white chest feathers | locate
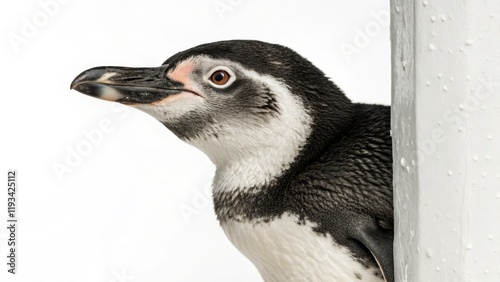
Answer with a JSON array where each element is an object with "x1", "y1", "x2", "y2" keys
[{"x1": 221, "y1": 214, "x2": 384, "y2": 282}]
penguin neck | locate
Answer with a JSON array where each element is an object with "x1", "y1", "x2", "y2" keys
[
  {"x1": 189, "y1": 119, "x2": 312, "y2": 194},
  {"x1": 211, "y1": 144, "x2": 299, "y2": 193},
  {"x1": 187, "y1": 88, "x2": 314, "y2": 194}
]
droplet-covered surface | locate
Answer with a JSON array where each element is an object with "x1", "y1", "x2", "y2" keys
[{"x1": 392, "y1": 0, "x2": 500, "y2": 281}]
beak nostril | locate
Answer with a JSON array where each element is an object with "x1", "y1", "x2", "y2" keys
[
  {"x1": 121, "y1": 77, "x2": 144, "y2": 82},
  {"x1": 121, "y1": 77, "x2": 137, "y2": 81},
  {"x1": 120, "y1": 77, "x2": 157, "y2": 82}
]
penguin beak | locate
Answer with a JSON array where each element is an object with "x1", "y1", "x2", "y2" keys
[{"x1": 70, "y1": 66, "x2": 185, "y2": 104}]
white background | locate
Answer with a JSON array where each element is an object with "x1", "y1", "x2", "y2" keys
[{"x1": 0, "y1": 0, "x2": 390, "y2": 281}]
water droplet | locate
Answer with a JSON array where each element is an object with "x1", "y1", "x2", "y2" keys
[
  {"x1": 472, "y1": 180, "x2": 476, "y2": 185},
  {"x1": 446, "y1": 214, "x2": 450, "y2": 219},
  {"x1": 467, "y1": 244, "x2": 473, "y2": 250},
  {"x1": 449, "y1": 77, "x2": 454, "y2": 82},
  {"x1": 466, "y1": 75, "x2": 471, "y2": 80},
  {"x1": 458, "y1": 127, "x2": 464, "y2": 132},
  {"x1": 487, "y1": 134, "x2": 493, "y2": 140},
  {"x1": 431, "y1": 16, "x2": 436, "y2": 22},
  {"x1": 448, "y1": 49, "x2": 453, "y2": 54},
  {"x1": 443, "y1": 85, "x2": 448, "y2": 91},
  {"x1": 486, "y1": 155, "x2": 491, "y2": 161},
  {"x1": 481, "y1": 172, "x2": 487, "y2": 177},
  {"x1": 441, "y1": 258, "x2": 446, "y2": 263},
  {"x1": 485, "y1": 269, "x2": 489, "y2": 274},
  {"x1": 410, "y1": 230, "x2": 415, "y2": 237},
  {"x1": 465, "y1": 39, "x2": 474, "y2": 46},
  {"x1": 473, "y1": 156, "x2": 479, "y2": 161},
  {"x1": 496, "y1": 193, "x2": 500, "y2": 199},
  {"x1": 448, "y1": 170, "x2": 453, "y2": 176},
  {"x1": 490, "y1": 13, "x2": 495, "y2": 18},
  {"x1": 426, "y1": 81, "x2": 431, "y2": 86},
  {"x1": 395, "y1": 6, "x2": 401, "y2": 13},
  {"x1": 411, "y1": 160, "x2": 416, "y2": 166},
  {"x1": 488, "y1": 234, "x2": 494, "y2": 240},
  {"x1": 437, "y1": 73, "x2": 442, "y2": 79},
  {"x1": 429, "y1": 44, "x2": 436, "y2": 51},
  {"x1": 425, "y1": 249, "x2": 434, "y2": 258},
  {"x1": 441, "y1": 15, "x2": 447, "y2": 21},
  {"x1": 435, "y1": 266, "x2": 440, "y2": 271},
  {"x1": 423, "y1": 0, "x2": 428, "y2": 6},
  {"x1": 401, "y1": 158, "x2": 407, "y2": 166},
  {"x1": 406, "y1": 166, "x2": 410, "y2": 173}
]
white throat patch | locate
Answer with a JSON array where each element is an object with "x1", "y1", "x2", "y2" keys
[{"x1": 188, "y1": 70, "x2": 313, "y2": 193}]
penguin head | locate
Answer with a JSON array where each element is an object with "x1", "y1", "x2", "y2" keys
[{"x1": 71, "y1": 40, "x2": 352, "y2": 169}]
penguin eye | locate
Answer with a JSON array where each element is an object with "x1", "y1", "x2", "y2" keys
[{"x1": 210, "y1": 70, "x2": 230, "y2": 85}]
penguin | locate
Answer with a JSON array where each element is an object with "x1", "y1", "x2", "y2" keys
[{"x1": 71, "y1": 40, "x2": 393, "y2": 282}]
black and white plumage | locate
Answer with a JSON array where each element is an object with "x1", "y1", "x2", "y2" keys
[{"x1": 71, "y1": 40, "x2": 393, "y2": 282}]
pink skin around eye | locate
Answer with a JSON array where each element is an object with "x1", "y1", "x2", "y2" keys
[
  {"x1": 168, "y1": 60, "x2": 194, "y2": 85},
  {"x1": 166, "y1": 60, "x2": 204, "y2": 99}
]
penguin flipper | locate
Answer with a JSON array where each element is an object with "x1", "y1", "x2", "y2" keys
[{"x1": 354, "y1": 225, "x2": 394, "y2": 282}]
